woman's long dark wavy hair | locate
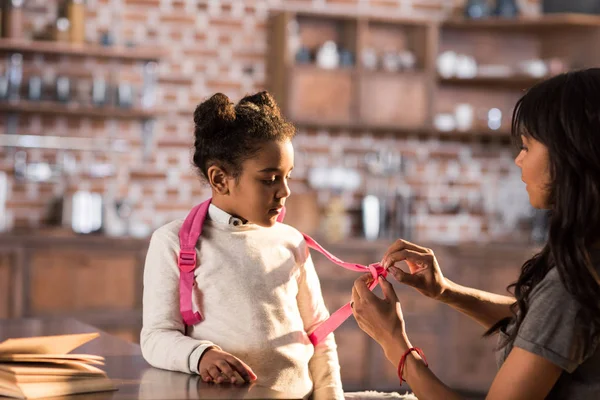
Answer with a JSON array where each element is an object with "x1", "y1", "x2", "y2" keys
[{"x1": 486, "y1": 68, "x2": 600, "y2": 347}]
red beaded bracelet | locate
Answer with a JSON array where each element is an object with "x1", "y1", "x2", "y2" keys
[{"x1": 397, "y1": 347, "x2": 428, "y2": 385}]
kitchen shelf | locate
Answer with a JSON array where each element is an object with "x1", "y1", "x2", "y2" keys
[
  {"x1": 0, "y1": 39, "x2": 164, "y2": 61},
  {"x1": 294, "y1": 120, "x2": 511, "y2": 141},
  {"x1": 269, "y1": 11, "x2": 600, "y2": 143},
  {"x1": 442, "y1": 13, "x2": 600, "y2": 31},
  {"x1": 0, "y1": 101, "x2": 159, "y2": 119},
  {"x1": 438, "y1": 75, "x2": 545, "y2": 88},
  {"x1": 0, "y1": 133, "x2": 129, "y2": 152}
]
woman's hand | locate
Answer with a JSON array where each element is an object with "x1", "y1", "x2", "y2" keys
[
  {"x1": 351, "y1": 274, "x2": 408, "y2": 364},
  {"x1": 381, "y1": 239, "x2": 449, "y2": 300},
  {"x1": 198, "y1": 348, "x2": 257, "y2": 384}
]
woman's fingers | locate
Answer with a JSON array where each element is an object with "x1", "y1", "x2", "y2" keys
[
  {"x1": 353, "y1": 273, "x2": 376, "y2": 299},
  {"x1": 382, "y1": 239, "x2": 429, "y2": 262},
  {"x1": 378, "y1": 276, "x2": 399, "y2": 303},
  {"x1": 352, "y1": 273, "x2": 371, "y2": 301},
  {"x1": 387, "y1": 266, "x2": 420, "y2": 287},
  {"x1": 384, "y1": 249, "x2": 432, "y2": 271}
]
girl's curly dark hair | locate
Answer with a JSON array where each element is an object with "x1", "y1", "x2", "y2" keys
[{"x1": 192, "y1": 91, "x2": 296, "y2": 180}]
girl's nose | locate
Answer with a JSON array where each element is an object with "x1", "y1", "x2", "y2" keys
[{"x1": 277, "y1": 180, "x2": 291, "y2": 199}]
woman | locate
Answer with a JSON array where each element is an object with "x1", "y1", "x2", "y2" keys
[{"x1": 351, "y1": 69, "x2": 600, "y2": 399}]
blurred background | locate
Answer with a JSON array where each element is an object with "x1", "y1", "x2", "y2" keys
[{"x1": 1, "y1": 0, "x2": 599, "y2": 397}]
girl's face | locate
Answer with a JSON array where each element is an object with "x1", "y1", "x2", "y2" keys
[
  {"x1": 514, "y1": 135, "x2": 551, "y2": 209},
  {"x1": 226, "y1": 140, "x2": 294, "y2": 227}
]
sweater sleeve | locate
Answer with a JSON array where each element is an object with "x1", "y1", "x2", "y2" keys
[
  {"x1": 296, "y1": 249, "x2": 344, "y2": 400},
  {"x1": 140, "y1": 226, "x2": 220, "y2": 374}
]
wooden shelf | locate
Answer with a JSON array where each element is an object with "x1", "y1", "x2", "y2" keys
[
  {"x1": 292, "y1": 63, "x2": 357, "y2": 73},
  {"x1": 294, "y1": 119, "x2": 427, "y2": 133},
  {"x1": 294, "y1": 119, "x2": 511, "y2": 140},
  {"x1": 443, "y1": 13, "x2": 600, "y2": 31},
  {"x1": 0, "y1": 101, "x2": 159, "y2": 119},
  {"x1": 0, "y1": 39, "x2": 164, "y2": 61},
  {"x1": 436, "y1": 128, "x2": 511, "y2": 140},
  {"x1": 277, "y1": 7, "x2": 432, "y2": 25},
  {"x1": 269, "y1": 11, "x2": 600, "y2": 145},
  {"x1": 439, "y1": 75, "x2": 545, "y2": 88},
  {"x1": 290, "y1": 64, "x2": 427, "y2": 80}
]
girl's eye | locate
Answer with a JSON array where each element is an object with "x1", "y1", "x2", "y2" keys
[
  {"x1": 262, "y1": 175, "x2": 291, "y2": 185},
  {"x1": 520, "y1": 145, "x2": 528, "y2": 151}
]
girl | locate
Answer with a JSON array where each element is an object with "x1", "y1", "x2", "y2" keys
[
  {"x1": 141, "y1": 91, "x2": 344, "y2": 400},
  {"x1": 351, "y1": 69, "x2": 600, "y2": 399}
]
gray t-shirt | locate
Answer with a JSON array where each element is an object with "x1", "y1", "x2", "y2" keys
[{"x1": 496, "y1": 263, "x2": 600, "y2": 399}]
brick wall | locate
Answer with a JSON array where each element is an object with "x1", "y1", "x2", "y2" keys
[{"x1": 1, "y1": 0, "x2": 541, "y2": 244}]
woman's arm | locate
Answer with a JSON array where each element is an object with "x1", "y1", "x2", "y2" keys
[
  {"x1": 381, "y1": 331, "x2": 561, "y2": 400},
  {"x1": 382, "y1": 239, "x2": 515, "y2": 330},
  {"x1": 437, "y1": 279, "x2": 515, "y2": 330},
  {"x1": 352, "y1": 275, "x2": 561, "y2": 400}
]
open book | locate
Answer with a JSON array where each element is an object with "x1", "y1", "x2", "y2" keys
[{"x1": 0, "y1": 333, "x2": 117, "y2": 399}]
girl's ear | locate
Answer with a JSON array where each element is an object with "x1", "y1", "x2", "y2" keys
[{"x1": 207, "y1": 165, "x2": 231, "y2": 195}]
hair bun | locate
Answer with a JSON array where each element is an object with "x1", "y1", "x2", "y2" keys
[
  {"x1": 238, "y1": 91, "x2": 281, "y2": 117},
  {"x1": 193, "y1": 93, "x2": 236, "y2": 130}
]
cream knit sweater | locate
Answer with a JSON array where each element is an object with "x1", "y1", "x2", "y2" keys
[{"x1": 141, "y1": 204, "x2": 344, "y2": 399}]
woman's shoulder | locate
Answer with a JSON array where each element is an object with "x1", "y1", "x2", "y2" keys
[
  {"x1": 531, "y1": 267, "x2": 567, "y2": 298},
  {"x1": 537, "y1": 247, "x2": 600, "y2": 292}
]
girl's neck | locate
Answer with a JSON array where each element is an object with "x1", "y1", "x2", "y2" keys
[{"x1": 211, "y1": 196, "x2": 248, "y2": 223}]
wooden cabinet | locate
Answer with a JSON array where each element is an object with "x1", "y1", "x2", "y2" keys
[
  {"x1": 359, "y1": 72, "x2": 429, "y2": 129},
  {"x1": 287, "y1": 66, "x2": 356, "y2": 125},
  {"x1": 0, "y1": 234, "x2": 148, "y2": 343},
  {"x1": 268, "y1": 11, "x2": 600, "y2": 140},
  {"x1": 28, "y1": 250, "x2": 139, "y2": 314},
  {"x1": 268, "y1": 11, "x2": 437, "y2": 133},
  {"x1": 0, "y1": 251, "x2": 15, "y2": 319}
]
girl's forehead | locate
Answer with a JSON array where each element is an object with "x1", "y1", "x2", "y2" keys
[{"x1": 248, "y1": 141, "x2": 294, "y2": 168}]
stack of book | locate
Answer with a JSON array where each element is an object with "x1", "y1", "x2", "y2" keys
[{"x1": 0, "y1": 332, "x2": 116, "y2": 399}]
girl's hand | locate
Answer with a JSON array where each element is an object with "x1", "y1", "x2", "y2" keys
[
  {"x1": 381, "y1": 239, "x2": 449, "y2": 300},
  {"x1": 351, "y1": 274, "x2": 407, "y2": 355},
  {"x1": 198, "y1": 348, "x2": 257, "y2": 385}
]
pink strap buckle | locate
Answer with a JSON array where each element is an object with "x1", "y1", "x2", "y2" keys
[{"x1": 178, "y1": 250, "x2": 197, "y2": 273}]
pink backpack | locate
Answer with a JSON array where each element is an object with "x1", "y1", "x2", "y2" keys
[{"x1": 178, "y1": 198, "x2": 387, "y2": 346}]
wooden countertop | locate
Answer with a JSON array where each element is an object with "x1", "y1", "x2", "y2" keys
[
  {"x1": 0, "y1": 317, "x2": 304, "y2": 399},
  {"x1": 0, "y1": 230, "x2": 150, "y2": 250}
]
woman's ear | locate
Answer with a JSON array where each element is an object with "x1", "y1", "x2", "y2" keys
[{"x1": 207, "y1": 165, "x2": 231, "y2": 195}]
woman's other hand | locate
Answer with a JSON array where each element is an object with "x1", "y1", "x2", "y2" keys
[
  {"x1": 381, "y1": 239, "x2": 449, "y2": 300},
  {"x1": 351, "y1": 274, "x2": 407, "y2": 362}
]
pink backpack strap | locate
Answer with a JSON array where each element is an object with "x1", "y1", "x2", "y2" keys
[
  {"x1": 302, "y1": 234, "x2": 387, "y2": 346},
  {"x1": 178, "y1": 199, "x2": 285, "y2": 326},
  {"x1": 178, "y1": 198, "x2": 212, "y2": 326},
  {"x1": 176, "y1": 199, "x2": 387, "y2": 345}
]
